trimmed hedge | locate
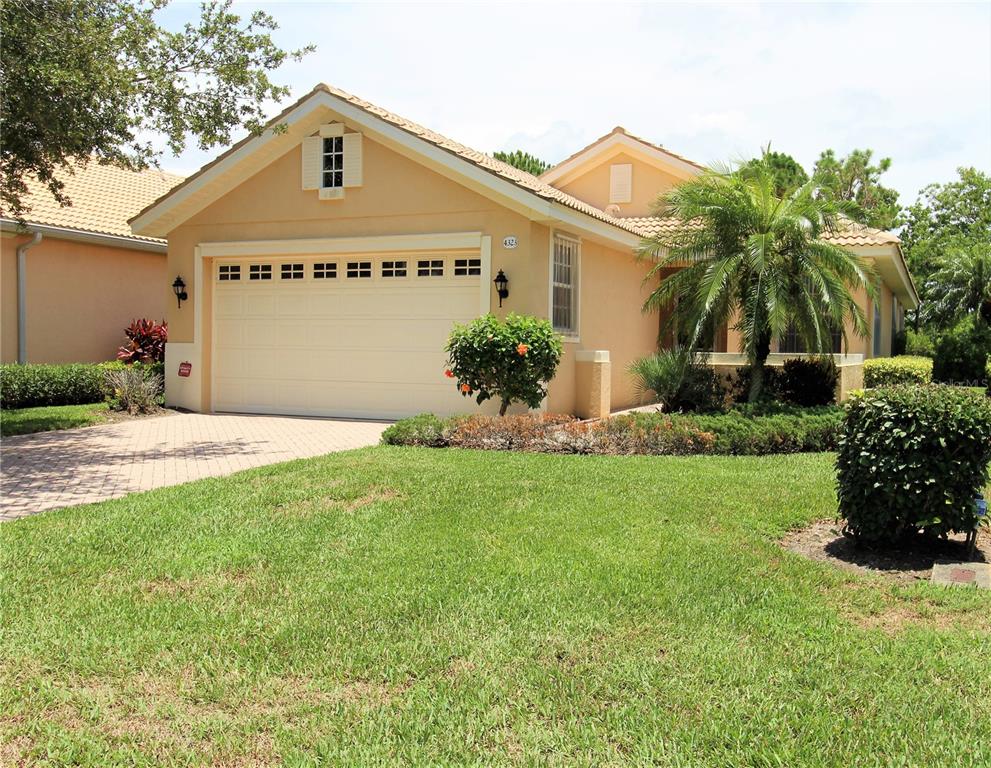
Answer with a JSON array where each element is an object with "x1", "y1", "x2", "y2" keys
[
  {"x1": 836, "y1": 385, "x2": 991, "y2": 542},
  {"x1": 0, "y1": 361, "x2": 165, "y2": 409},
  {"x1": 382, "y1": 406, "x2": 844, "y2": 456},
  {"x1": 863, "y1": 355, "x2": 933, "y2": 388}
]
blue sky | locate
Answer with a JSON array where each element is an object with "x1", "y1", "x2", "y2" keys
[{"x1": 160, "y1": 1, "x2": 991, "y2": 207}]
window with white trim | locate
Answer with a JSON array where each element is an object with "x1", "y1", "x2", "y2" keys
[
  {"x1": 218, "y1": 264, "x2": 240, "y2": 281},
  {"x1": 346, "y1": 261, "x2": 371, "y2": 279},
  {"x1": 313, "y1": 262, "x2": 337, "y2": 279},
  {"x1": 323, "y1": 137, "x2": 344, "y2": 189},
  {"x1": 249, "y1": 264, "x2": 272, "y2": 281},
  {"x1": 552, "y1": 234, "x2": 579, "y2": 334},
  {"x1": 417, "y1": 259, "x2": 444, "y2": 277},
  {"x1": 381, "y1": 260, "x2": 407, "y2": 278},
  {"x1": 280, "y1": 263, "x2": 304, "y2": 280},
  {"x1": 454, "y1": 258, "x2": 481, "y2": 276}
]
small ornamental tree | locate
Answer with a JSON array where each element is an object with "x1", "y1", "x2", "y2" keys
[{"x1": 445, "y1": 314, "x2": 563, "y2": 416}]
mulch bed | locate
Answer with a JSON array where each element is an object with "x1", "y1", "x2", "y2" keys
[{"x1": 782, "y1": 519, "x2": 990, "y2": 583}]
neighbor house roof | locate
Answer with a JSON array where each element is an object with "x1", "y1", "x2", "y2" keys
[
  {"x1": 6, "y1": 161, "x2": 184, "y2": 244},
  {"x1": 544, "y1": 126, "x2": 708, "y2": 178}
]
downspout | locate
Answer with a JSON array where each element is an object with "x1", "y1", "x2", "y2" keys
[{"x1": 16, "y1": 230, "x2": 42, "y2": 364}]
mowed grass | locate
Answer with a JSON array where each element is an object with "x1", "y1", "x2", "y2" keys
[
  {"x1": 2, "y1": 448, "x2": 990, "y2": 767},
  {"x1": 0, "y1": 402, "x2": 109, "y2": 437}
]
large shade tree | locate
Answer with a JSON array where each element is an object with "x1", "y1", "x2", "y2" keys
[
  {"x1": 639, "y1": 157, "x2": 876, "y2": 402},
  {"x1": 0, "y1": 0, "x2": 312, "y2": 218}
]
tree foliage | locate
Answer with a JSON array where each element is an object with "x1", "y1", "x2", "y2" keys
[
  {"x1": 901, "y1": 167, "x2": 991, "y2": 289},
  {"x1": 921, "y1": 245, "x2": 991, "y2": 329},
  {"x1": 741, "y1": 150, "x2": 808, "y2": 196},
  {"x1": 0, "y1": 0, "x2": 313, "y2": 218},
  {"x1": 811, "y1": 148, "x2": 901, "y2": 230},
  {"x1": 493, "y1": 150, "x2": 551, "y2": 177},
  {"x1": 639, "y1": 157, "x2": 876, "y2": 402}
]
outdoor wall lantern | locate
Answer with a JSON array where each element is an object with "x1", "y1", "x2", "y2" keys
[
  {"x1": 494, "y1": 270, "x2": 509, "y2": 307},
  {"x1": 172, "y1": 276, "x2": 188, "y2": 308}
]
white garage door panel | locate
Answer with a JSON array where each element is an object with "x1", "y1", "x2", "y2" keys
[{"x1": 212, "y1": 253, "x2": 483, "y2": 419}]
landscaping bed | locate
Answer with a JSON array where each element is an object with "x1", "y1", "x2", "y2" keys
[{"x1": 382, "y1": 406, "x2": 843, "y2": 455}]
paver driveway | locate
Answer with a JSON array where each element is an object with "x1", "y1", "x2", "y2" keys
[{"x1": 0, "y1": 412, "x2": 388, "y2": 521}]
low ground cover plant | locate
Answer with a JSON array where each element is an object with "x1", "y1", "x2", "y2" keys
[
  {"x1": 383, "y1": 406, "x2": 843, "y2": 456},
  {"x1": 863, "y1": 355, "x2": 933, "y2": 387},
  {"x1": 445, "y1": 314, "x2": 562, "y2": 416},
  {"x1": 836, "y1": 385, "x2": 991, "y2": 542}
]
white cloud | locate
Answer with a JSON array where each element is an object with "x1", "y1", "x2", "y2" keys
[{"x1": 158, "y1": 1, "x2": 991, "y2": 206}]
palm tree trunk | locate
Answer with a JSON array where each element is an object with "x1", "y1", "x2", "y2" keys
[
  {"x1": 499, "y1": 399, "x2": 510, "y2": 416},
  {"x1": 747, "y1": 331, "x2": 772, "y2": 403}
]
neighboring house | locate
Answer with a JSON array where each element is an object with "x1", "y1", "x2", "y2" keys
[
  {"x1": 131, "y1": 84, "x2": 918, "y2": 420},
  {"x1": 2, "y1": 162, "x2": 184, "y2": 364}
]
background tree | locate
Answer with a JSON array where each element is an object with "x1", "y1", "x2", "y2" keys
[
  {"x1": 920, "y1": 245, "x2": 991, "y2": 329},
  {"x1": 812, "y1": 148, "x2": 901, "y2": 230},
  {"x1": 493, "y1": 150, "x2": 551, "y2": 176},
  {"x1": 0, "y1": 0, "x2": 313, "y2": 218},
  {"x1": 901, "y1": 167, "x2": 991, "y2": 290},
  {"x1": 639, "y1": 157, "x2": 876, "y2": 402},
  {"x1": 741, "y1": 149, "x2": 808, "y2": 196}
]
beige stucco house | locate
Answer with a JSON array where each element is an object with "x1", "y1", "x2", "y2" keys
[
  {"x1": 130, "y1": 84, "x2": 918, "y2": 420},
  {"x1": 2, "y1": 162, "x2": 183, "y2": 364}
]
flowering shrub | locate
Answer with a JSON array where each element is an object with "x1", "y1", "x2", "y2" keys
[
  {"x1": 117, "y1": 319, "x2": 168, "y2": 364},
  {"x1": 445, "y1": 314, "x2": 562, "y2": 416}
]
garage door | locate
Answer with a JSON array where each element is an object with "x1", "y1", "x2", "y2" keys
[{"x1": 212, "y1": 252, "x2": 483, "y2": 419}]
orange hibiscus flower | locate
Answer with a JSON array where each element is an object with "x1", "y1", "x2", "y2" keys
[{"x1": 516, "y1": 343, "x2": 529, "y2": 356}]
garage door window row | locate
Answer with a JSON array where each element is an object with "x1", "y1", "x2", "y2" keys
[{"x1": 218, "y1": 257, "x2": 481, "y2": 284}]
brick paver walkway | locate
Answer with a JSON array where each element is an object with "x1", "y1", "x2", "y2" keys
[{"x1": 0, "y1": 412, "x2": 388, "y2": 521}]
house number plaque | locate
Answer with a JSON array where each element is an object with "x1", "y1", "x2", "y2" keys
[{"x1": 502, "y1": 236, "x2": 518, "y2": 249}]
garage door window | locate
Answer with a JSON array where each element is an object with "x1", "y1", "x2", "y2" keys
[
  {"x1": 347, "y1": 261, "x2": 372, "y2": 279},
  {"x1": 381, "y1": 260, "x2": 407, "y2": 278},
  {"x1": 280, "y1": 263, "x2": 304, "y2": 280},
  {"x1": 314, "y1": 262, "x2": 337, "y2": 279},
  {"x1": 418, "y1": 259, "x2": 444, "y2": 277},
  {"x1": 454, "y1": 258, "x2": 481, "y2": 276},
  {"x1": 249, "y1": 264, "x2": 272, "y2": 281},
  {"x1": 218, "y1": 264, "x2": 240, "y2": 281}
]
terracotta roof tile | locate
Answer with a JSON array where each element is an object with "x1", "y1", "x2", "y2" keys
[
  {"x1": 8, "y1": 161, "x2": 184, "y2": 243},
  {"x1": 620, "y1": 215, "x2": 901, "y2": 247},
  {"x1": 314, "y1": 85, "x2": 648, "y2": 237}
]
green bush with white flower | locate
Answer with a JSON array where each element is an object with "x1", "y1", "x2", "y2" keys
[{"x1": 444, "y1": 314, "x2": 563, "y2": 416}]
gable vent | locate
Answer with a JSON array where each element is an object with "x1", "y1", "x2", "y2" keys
[{"x1": 609, "y1": 163, "x2": 632, "y2": 204}]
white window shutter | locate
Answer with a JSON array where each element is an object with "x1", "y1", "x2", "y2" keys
[
  {"x1": 343, "y1": 133, "x2": 363, "y2": 187},
  {"x1": 301, "y1": 136, "x2": 322, "y2": 190},
  {"x1": 609, "y1": 163, "x2": 632, "y2": 204}
]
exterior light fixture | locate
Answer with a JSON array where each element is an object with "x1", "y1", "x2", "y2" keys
[
  {"x1": 172, "y1": 276, "x2": 188, "y2": 308},
  {"x1": 494, "y1": 269, "x2": 509, "y2": 307}
]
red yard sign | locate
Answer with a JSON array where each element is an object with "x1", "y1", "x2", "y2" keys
[{"x1": 178, "y1": 361, "x2": 192, "y2": 378}]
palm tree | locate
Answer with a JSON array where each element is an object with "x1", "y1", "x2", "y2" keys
[
  {"x1": 921, "y1": 245, "x2": 991, "y2": 329},
  {"x1": 638, "y1": 157, "x2": 877, "y2": 402}
]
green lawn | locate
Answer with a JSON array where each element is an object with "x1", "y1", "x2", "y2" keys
[
  {"x1": 2, "y1": 448, "x2": 989, "y2": 767},
  {"x1": 0, "y1": 402, "x2": 109, "y2": 436}
]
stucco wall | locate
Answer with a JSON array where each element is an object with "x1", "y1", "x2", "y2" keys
[
  {"x1": 1, "y1": 233, "x2": 166, "y2": 363},
  {"x1": 554, "y1": 151, "x2": 685, "y2": 218},
  {"x1": 164, "y1": 133, "x2": 656, "y2": 414}
]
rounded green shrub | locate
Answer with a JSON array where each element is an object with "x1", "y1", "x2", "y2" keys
[
  {"x1": 445, "y1": 314, "x2": 563, "y2": 416},
  {"x1": 863, "y1": 355, "x2": 933, "y2": 387},
  {"x1": 381, "y1": 413, "x2": 447, "y2": 447},
  {"x1": 778, "y1": 357, "x2": 838, "y2": 406},
  {"x1": 836, "y1": 385, "x2": 991, "y2": 542}
]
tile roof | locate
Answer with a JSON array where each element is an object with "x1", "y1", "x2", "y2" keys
[
  {"x1": 313, "y1": 84, "x2": 649, "y2": 237},
  {"x1": 542, "y1": 126, "x2": 709, "y2": 177},
  {"x1": 9, "y1": 160, "x2": 184, "y2": 243},
  {"x1": 620, "y1": 215, "x2": 901, "y2": 247}
]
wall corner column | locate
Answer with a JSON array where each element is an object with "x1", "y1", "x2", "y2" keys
[{"x1": 574, "y1": 350, "x2": 610, "y2": 420}]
